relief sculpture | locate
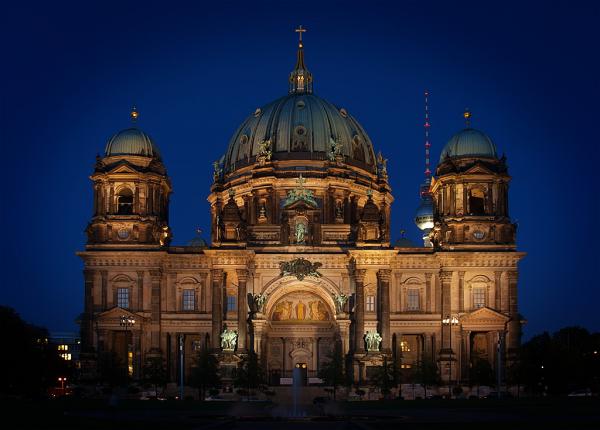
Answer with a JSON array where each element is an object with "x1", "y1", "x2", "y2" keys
[{"x1": 270, "y1": 292, "x2": 330, "y2": 322}]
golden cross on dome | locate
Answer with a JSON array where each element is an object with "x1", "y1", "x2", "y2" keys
[
  {"x1": 295, "y1": 25, "x2": 306, "y2": 44},
  {"x1": 464, "y1": 108, "x2": 472, "y2": 127}
]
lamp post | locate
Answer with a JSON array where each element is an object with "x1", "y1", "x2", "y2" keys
[
  {"x1": 120, "y1": 315, "x2": 135, "y2": 379},
  {"x1": 58, "y1": 377, "x2": 67, "y2": 395},
  {"x1": 442, "y1": 315, "x2": 459, "y2": 398}
]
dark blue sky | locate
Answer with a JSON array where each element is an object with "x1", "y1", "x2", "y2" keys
[{"x1": 1, "y1": 0, "x2": 598, "y2": 338}]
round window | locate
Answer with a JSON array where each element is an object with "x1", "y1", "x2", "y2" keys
[
  {"x1": 473, "y1": 230, "x2": 485, "y2": 240},
  {"x1": 117, "y1": 228, "x2": 130, "y2": 240}
]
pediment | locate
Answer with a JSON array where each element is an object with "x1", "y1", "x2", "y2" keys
[
  {"x1": 464, "y1": 163, "x2": 494, "y2": 175},
  {"x1": 284, "y1": 199, "x2": 317, "y2": 210},
  {"x1": 96, "y1": 306, "x2": 145, "y2": 325},
  {"x1": 461, "y1": 307, "x2": 509, "y2": 327},
  {"x1": 107, "y1": 163, "x2": 141, "y2": 175}
]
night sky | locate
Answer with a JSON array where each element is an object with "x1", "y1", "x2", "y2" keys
[{"x1": 2, "y1": 1, "x2": 598, "y2": 338}]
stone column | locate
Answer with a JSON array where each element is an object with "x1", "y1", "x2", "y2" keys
[
  {"x1": 506, "y1": 271, "x2": 520, "y2": 358},
  {"x1": 199, "y1": 273, "x2": 208, "y2": 312},
  {"x1": 100, "y1": 270, "x2": 108, "y2": 310},
  {"x1": 494, "y1": 271, "x2": 502, "y2": 310},
  {"x1": 377, "y1": 269, "x2": 392, "y2": 352},
  {"x1": 423, "y1": 333, "x2": 432, "y2": 361},
  {"x1": 353, "y1": 269, "x2": 366, "y2": 353},
  {"x1": 252, "y1": 319, "x2": 268, "y2": 357},
  {"x1": 458, "y1": 271, "x2": 465, "y2": 312},
  {"x1": 434, "y1": 273, "x2": 442, "y2": 313},
  {"x1": 236, "y1": 269, "x2": 249, "y2": 352},
  {"x1": 425, "y1": 273, "x2": 432, "y2": 313},
  {"x1": 82, "y1": 269, "x2": 95, "y2": 352},
  {"x1": 136, "y1": 271, "x2": 144, "y2": 311},
  {"x1": 336, "y1": 318, "x2": 351, "y2": 355},
  {"x1": 211, "y1": 269, "x2": 224, "y2": 350},
  {"x1": 149, "y1": 269, "x2": 162, "y2": 353},
  {"x1": 461, "y1": 330, "x2": 470, "y2": 381},
  {"x1": 440, "y1": 271, "x2": 453, "y2": 351}
]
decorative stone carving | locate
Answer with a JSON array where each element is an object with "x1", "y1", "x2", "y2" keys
[
  {"x1": 257, "y1": 139, "x2": 272, "y2": 165},
  {"x1": 365, "y1": 330, "x2": 382, "y2": 352},
  {"x1": 284, "y1": 174, "x2": 318, "y2": 207},
  {"x1": 377, "y1": 151, "x2": 388, "y2": 178},
  {"x1": 327, "y1": 137, "x2": 343, "y2": 163},
  {"x1": 213, "y1": 160, "x2": 223, "y2": 182},
  {"x1": 279, "y1": 257, "x2": 322, "y2": 280},
  {"x1": 333, "y1": 293, "x2": 349, "y2": 314},
  {"x1": 249, "y1": 293, "x2": 268, "y2": 314},
  {"x1": 295, "y1": 222, "x2": 307, "y2": 244},
  {"x1": 220, "y1": 327, "x2": 237, "y2": 352}
]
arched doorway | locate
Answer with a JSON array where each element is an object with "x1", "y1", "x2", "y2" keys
[{"x1": 264, "y1": 288, "x2": 337, "y2": 384}]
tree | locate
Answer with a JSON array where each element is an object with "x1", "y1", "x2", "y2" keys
[
  {"x1": 143, "y1": 356, "x2": 167, "y2": 397},
  {"x1": 0, "y1": 306, "x2": 66, "y2": 398},
  {"x1": 518, "y1": 326, "x2": 600, "y2": 396},
  {"x1": 234, "y1": 350, "x2": 266, "y2": 399},
  {"x1": 370, "y1": 356, "x2": 395, "y2": 398},
  {"x1": 414, "y1": 358, "x2": 440, "y2": 398},
  {"x1": 97, "y1": 350, "x2": 126, "y2": 387},
  {"x1": 191, "y1": 348, "x2": 221, "y2": 400},
  {"x1": 318, "y1": 340, "x2": 346, "y2": 400},
  {"x1": 470, "y1": 358, "x2": 494, "y2": 397}
]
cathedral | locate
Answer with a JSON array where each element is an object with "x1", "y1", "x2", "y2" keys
[{"x1": 78, "y1": 29, "x2": 525, "y2": 387}]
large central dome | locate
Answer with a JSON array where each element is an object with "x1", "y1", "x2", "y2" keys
[
  {"x1": 221, "y1": 34, "x2": 376, "y2": 177},
  {"x1": 222, "y1": 93, "x2": 376, "y2": 175}
]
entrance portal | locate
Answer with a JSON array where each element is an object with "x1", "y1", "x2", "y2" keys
[{"x1": 294, "y1": 362, "x2": 308, "y2": 386}]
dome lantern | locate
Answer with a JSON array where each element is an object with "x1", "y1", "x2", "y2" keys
[{"x1": 289, "y1": 25, "x2": 313, "y2": 94}]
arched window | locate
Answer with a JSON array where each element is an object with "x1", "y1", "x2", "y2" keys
[
  {"x1": 469, "y1": 188, "x2": 486, "y2": 215},
  {"x1": 117, "y1": 188, "x2": 134, "y2": 215}
]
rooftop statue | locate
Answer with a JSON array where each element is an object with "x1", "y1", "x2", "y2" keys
[{"x1": 285, "y1": 174, "x2": 318, "y2": 207}]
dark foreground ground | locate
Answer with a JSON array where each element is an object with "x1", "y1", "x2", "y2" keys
[{"x1": 2, "y1": 397, "x2": 599, "y2": 430}]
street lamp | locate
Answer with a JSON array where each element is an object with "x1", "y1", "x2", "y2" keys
[
  {"x1": 442, "y1": 315, "x2": 459, "y2": 398},
  {"x1": 58, "y1": 377, "x2": 67, "y2": 395},
  {"x1": 120, "y1": 315, "x2": 136, "y2": 378}
]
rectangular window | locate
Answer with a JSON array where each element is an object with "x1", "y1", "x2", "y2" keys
[
  {"x1": 407, "y1": 289, "x2": 420, "y2": 311},
  {"x1": 183, "y1": 289, "x2": 195, "y2": 311},
  {"x1": 117, "y1": 288, "x2": 129, "y2": 309},
  {"x1": 473, "y1": 287, "x2": 486, "y2": 309},
  {"x1": 366, "y1": 295, "x2": 375, "y2": 312},
  {"x1": 227, "y1": 295, "x2": 237, "y2": 312}
]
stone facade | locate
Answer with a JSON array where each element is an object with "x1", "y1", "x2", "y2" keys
[{"x1": 78, "y1": 35, "x2": 525, "y2": 386}]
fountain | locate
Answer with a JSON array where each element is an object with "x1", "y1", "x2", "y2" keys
[{"x1": 291, "y1": 366, "x2": 305, "y2": 417}]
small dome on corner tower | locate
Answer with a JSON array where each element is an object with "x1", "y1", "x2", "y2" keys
[{"x1": 104, "y1": 107, "x2": 162, "y2": 159}]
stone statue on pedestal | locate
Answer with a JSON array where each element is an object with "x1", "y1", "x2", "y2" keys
[{"x1": 365, "y1": 330, "x2": 382, "y2": 352}]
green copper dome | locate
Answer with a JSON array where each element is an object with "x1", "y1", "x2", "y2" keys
[
  {"x1": 439, "y1": 128, "x2": 497, "y2": 162},
  {"x1": 223, "y1": 93, "x2": 376, "y2": 174},
  {"x1": 105, "y1": 128, "x2": 161, "y2": 159}
]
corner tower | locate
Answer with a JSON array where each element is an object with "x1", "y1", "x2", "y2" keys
[
  {"x1": 85, "y1": 108, "x2": 172, "y2": 248},
  {"x1": 429, "y1": 110, "x2": 516, "y2": 249}
]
